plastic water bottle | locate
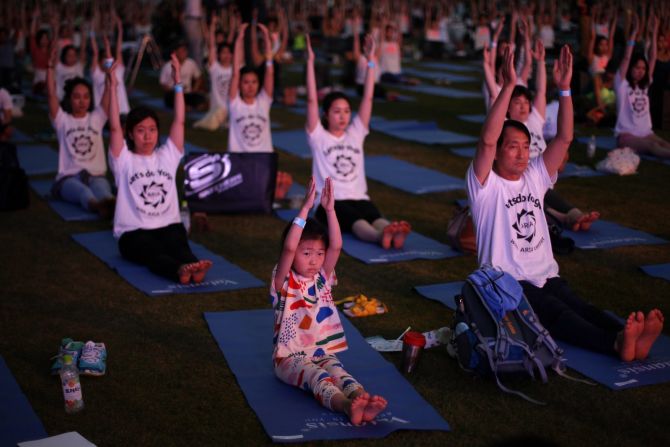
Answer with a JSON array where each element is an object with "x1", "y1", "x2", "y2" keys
[
  {"x1": 180, "y1": 200, "x2": 191, "y2": 233},
  {"x1": 587, "y1": 135, "x2": 597, "y2": 158},
  {"x1": 60, "y1": 355, "x2": 84, "y2": 414}
]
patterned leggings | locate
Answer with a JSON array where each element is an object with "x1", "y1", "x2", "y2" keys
[{"x1": 274, "y1": 354, "x2": 362, "y2": 411}]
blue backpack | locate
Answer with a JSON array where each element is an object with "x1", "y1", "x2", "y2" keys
[{"x1": 448, "y1": 266, "x2": 592, "y2": 404}]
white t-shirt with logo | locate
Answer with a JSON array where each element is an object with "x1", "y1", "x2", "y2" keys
[
  {"x1": 614, "y1": 71, "x2": 653, "y2": 137},
  {"x1": 307, "y1": 115, "x2": 369, "y2": 201},
  {"x1": 467, "y1": 157, "x2": 559, "y2": 287},
  {"x1": 208, "y1": 62, "x2": 233, "y2": 109},
  {"x1": 379, "y1": 41, "x2": 401, "y2": 75},
  {"x1": 55, "y1": 62, "x2": 84, "y2": 100},
  {"x1": 228, "y1": 90, "x2": 273, "y2": 152},
  {"x1": 91, "y1": 65, "x2": 130, "y2": 114},
  {"x1": 525, "y1": 108, "x2": 547, "y2": 159},
  {"x1": 52, "y1": 107, "x2": 108, "y2": 180},
  {"x1": 109, "y1": 138, "x2": 183, "y2": 239}
]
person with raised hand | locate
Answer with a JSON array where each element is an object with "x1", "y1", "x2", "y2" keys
[
  {"x1": 107, "y1": 53, "x2": 212, "y2": 285},
  {"x1": 467, "y1": 45, "x2": 664, "y2": 362},
  {"x1": 272, "y1": 177, "x2": 387, "y2": 425},
  {"x1": 305, "y1": 33, "x2": 410, "y2": 250}
]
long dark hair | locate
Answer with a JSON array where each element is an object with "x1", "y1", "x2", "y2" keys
[
  {"x1": 124, "y1": 106, "x2": 160, "y2": 152},
  {"x1": 626, "y1": 54, "x2": 650, "y2": 89},
  {"x1": 321, "y1": 91, "x2": 351, "y2": 129},
  {"x1": 60, "y1": 77, "x2": 94, "y2": 113}
]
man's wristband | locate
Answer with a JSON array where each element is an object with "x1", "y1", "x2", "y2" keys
[
  {"x1": 292, "y1": 217, "x2": 306, "y2": 229},
  {"x1": 559, "y1": 89, "x2": 571, "y2": 97},
  {"x1": 174, "y1": 83, "x2": 184, "y2": 93}
]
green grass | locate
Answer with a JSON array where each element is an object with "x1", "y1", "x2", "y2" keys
[{"x1": 2, "y1": 62, "x2": 670, "y2": 447}]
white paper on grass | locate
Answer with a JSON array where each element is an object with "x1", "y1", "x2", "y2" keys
[{"x1": 18, "y1": 432, "x2": 96, "y2": 447}]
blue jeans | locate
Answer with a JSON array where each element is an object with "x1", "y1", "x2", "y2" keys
[{"x1": 59, "y1": 175, "x2": 114, "y2": 210}]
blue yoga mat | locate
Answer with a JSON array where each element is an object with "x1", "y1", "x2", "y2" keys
[
  {"x1": 204, "y1": 309, "x2": 450, "y2": 443},
  {"x1": 400, "y1": 84, "x2": 481, "y2": 99},
  {"x1": 29, "y1": 179, "x2": 99, "y2": 221},
  {"x1": 400, "y1": 68, "x2": 477, "y2": 83},
  {"x1": 559, "y1": 163, "x2": 607, "y2": 179},
  {"x1": 13, "y1": 129, "x2": 33, "y2": 143},
  {"x1": 17, "y1": 145, "x2": 58, "y2": 176},
  {"x1": 457, "y1": 114, "x2": 486, "y2": 124},
  {"x1": 414, "y1": 282, "x2": 670, "y2": 390},
  {"x1": 365, "y1": 155, "x2": 465, "y2": 194},
  {"x1": 416, "y1": 61, "x2": 481, "y2": 73},
  {"x1": 450, "y1": 147, "x2": 476, "y2": 158},
  {"x1": 286, "y1": 182, "x2": 306, "y2": 198},
  {"x1": 0, "y1": 356, "x2": 48, "y2": 446},
  {"x1": 275, "y1": 209, "x2": 461, "y2": 264},
  {"x1": 576, "y1": 135, "x2": 617, "y2": 151},
  {"x1": 640, "y1": 263, "x2": 670, "y2": 282},
  {"x1": 273, "y1": 130, "x2": 311, "y2": 159},
  {"x1": 371, "y1": 117, "x2": 478, "y2": 146},
  {"x1": 564, "y1": 220, "x2": 667, "y2": 249},
  {"x1": 71, "y1": 231, "x2": 264, "y2": 296}
]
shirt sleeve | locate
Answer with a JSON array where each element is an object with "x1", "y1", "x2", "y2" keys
[
  {"x1": 91, "y1": 106, "x2": 108, "y2": 127},
  {"x1": 350, "y1": 114, "x2": 370, "y2": 138},
  {"x1": 159, "y1": 63, "x2": 173, "y2": 87},
  {"x1": 108, "y1": 141, "x2": 129, "y2": 184}
]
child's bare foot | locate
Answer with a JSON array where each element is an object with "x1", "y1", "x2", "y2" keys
[
  {"x1": 392, "y1": 221, "x2": 411, "y2": 249},
  {"x1": 347, "y1": 393, "x2": 369, "y2": 425},
  {"x1": 635, "y1": 309, "x2": 665, "y2": 360},
  {"x1": 362, "y1": 395, "x2": 387, "y2": 422},
  {"x1": 177, "y1": 262, "x2": 200, "y2": 284},
  {"x1": 381, "y1": 223, "x2": 397, "y2": 250},
  {"x1": 618, "y1": 311, "x2": 644, "y2": 362},
  {"x1": 576, "y1": 211, "x2": 600, "y2": 231},
  {"x1": 192, "y1": 259, "x2": 213, "y2": 284}
]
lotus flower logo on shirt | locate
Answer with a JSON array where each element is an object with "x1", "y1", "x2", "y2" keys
[
  {"x1": 512, "y1": 209, "x2": 536, "y2": 243},
  {"x1": 71, "y1": 134, "x2": 94, "y2": 157},
  {"x1": 334, "y1": 155, "x2": 355, "y2": 177},
  {"x1": 140, "y1": 181, "x2": 168, "y2": 208},
  {"x1": 242, "y1": 122, "x2": 262, "y2": 145}
]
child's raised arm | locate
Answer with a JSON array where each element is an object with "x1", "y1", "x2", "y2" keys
[
  {"x1": 321, "y1": 177, "x2": 341, "y2": 279},
  {"x1": 274, "y1": 177, "x2": 317, "y2": 292},
  {"x1": 305, "y1": 34, "x2": 319, "y2": 133}
]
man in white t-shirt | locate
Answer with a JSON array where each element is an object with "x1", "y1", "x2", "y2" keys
[
  {"x1": 467, "y1": 45, "x2": 663, "y2": 362},
  {"x1": 159, "y1": 42, "x2": 206, "y2": 110}
]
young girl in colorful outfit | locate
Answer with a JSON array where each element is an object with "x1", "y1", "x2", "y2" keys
[
  {"x1": 271, "y1": 177, "x2": 387, "y2": 425},
  {"x1": 106, "y1": 54, "x2": 212, "y2": 284},
  {"x1": 305, "y1": 34, "x2": 410, "y2": 250}
]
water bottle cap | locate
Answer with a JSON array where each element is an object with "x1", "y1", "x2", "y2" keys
[
  {"x1": 403, "y1": 331, "x2": 426, "y2": 347},
  {"x1": 62, "y1": 355, "x2": 73, "y2": 365}
]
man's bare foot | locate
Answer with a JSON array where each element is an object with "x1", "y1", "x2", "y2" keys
[
  {"x1": 381, "y1": 223, "x2": 397, "y2": 250},
  {"x1": 192, "y1": 259, "x2": 213, "y2": 284},
  {"x1": 177, "y1": 262, "x2": 200, "y2": 284},
  {"x1": 347, "y1": 393, "x2": 369, "y2": 425},
  {"x1": 392, "y1": 221, "x2": 411, "y2": 249},
  {"x1": 635, "y1": 309, "x2": 665, "y2": 360},
  {"x1": 576, "y1": 211, "x2": 600, "y2": 231},
  {"x1": 618, "y1": 311, "x2": 644, "y2": 362},
  {"x1": 362, "y1": 395, "x2": 387, "y2": 422}
]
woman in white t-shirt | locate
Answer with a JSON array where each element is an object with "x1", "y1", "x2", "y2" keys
[
  {"x1": 305, "y1": 34, "x2": 410, "y2": 250},
  {"x1": 227, "y1": 22, "x2": 274, "y2": 153},
  {"x1": 46, "y1": 46, "x2": 115, "y2": 218},
  {"x1": 55, "y1": 43, "x2": 86, "y2": 101},
  {"x1": 90, "y1": 18, "x2": 130, "y2": 116},
  {"x1": 614, "y1": 15, "x2": 670, "y2": 158},
  {"x1": 107, "y1": 54, "x2": 212, "y2": 284},
  {"x1": 194, "y1": 16, "x2": 233, "y2": 131}
]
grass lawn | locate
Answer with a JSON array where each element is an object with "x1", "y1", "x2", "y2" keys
[{"x1": 2, "y1": 59, "x2": 669, "y2": 447}]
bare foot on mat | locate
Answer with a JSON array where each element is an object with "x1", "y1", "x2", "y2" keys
[
  {"x1": 618, "y1": 311, "x2": 644, "y2": 362},
  {"x1": 635, "y1": 309, "x2": 665, "y2": 360},
  {"x1": 362, "y1": 395, "x2": 388, "y2": 422},
  {"x1": 347, "y1": 393, "x2": 369, "y2": 425},
  {"x1": 192, "y1": 260, "x2": 213, "y2": 284}
]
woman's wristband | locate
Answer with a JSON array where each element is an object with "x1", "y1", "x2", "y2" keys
[
  {"x1": 174, "y1": 82, "x2": 184, "y2": 93},
  {"x1": 292, "y1": 217, "x2": 306, "y2": 229},
  {"x1": 559, "y1": 89, "x2": 571, "y2": 97},
  {"x1": 367, "y1": 60, "x2": 375, "y2": 69},
  {"x1": 265, "y1": 59, "x2": 274, "y2": 67}
]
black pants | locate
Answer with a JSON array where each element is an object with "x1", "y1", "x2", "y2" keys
[
  {"x1": 118, "y1": 223, "x2": 198, "y2": 281},
  {"x1": 520, "y1": 277, "x2": 623, "y2": 355}
]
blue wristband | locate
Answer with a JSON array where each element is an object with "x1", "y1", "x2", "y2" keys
[
  {"x1": 103, "y1": 58, "x2": 114, "y2": 69},
  {"x1": 559, "y1": 89, "x2": 571, "y2": 97},
  {"x1": 174, "y1": 83, "x2": 184, "y2": 93},
  {"x1": 293, "y1": 217, "x2": 306, "y2": 229},
  {"x1": 627, "y1": 40, "x2": 636, "y2": 47},
  {"x1": 367, "y1": 60, "x2": 375, "y2": 69}
]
